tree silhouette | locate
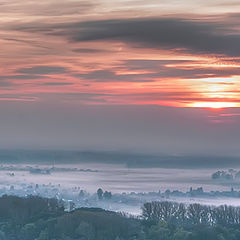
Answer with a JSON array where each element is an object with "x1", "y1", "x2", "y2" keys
[{"x1": 97, "y1": 188, "x2": 103, "y2": 200}]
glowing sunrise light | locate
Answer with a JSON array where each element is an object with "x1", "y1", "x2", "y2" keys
[{"x1": 191, "y1": 102, "x2": 239, "y2": 109}]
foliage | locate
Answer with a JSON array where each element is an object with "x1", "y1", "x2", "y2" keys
[{"x1": 0, "y1": 196, "x2": 240, "y2": 240}]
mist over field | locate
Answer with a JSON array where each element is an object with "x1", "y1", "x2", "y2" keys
[
  {"x1": 1, "y1": 149, "x2": 240, "y2": 195},
  {"x1": 1, "y1": 152, "x2": 240, "y2": 217}
]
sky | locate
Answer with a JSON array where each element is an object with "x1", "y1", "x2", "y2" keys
[{"x1": 1, "y1": 0, "x2": 240, "y2": 155}]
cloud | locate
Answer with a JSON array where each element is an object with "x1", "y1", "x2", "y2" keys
[
  {"x1": 72, "y1": 48, "x2": 113, "y2": 54},
  {"x1": 30, "y1": 1, "x2": 96, "y2": 16},
  {"x1": 0, "y1": 94, "x2": 36, "y2": 101},
  {"x1": 75, "y1": 70, "x2": 155, "y2": 82},
  {"x1": 122, "y1": 59, "x2": 240, "y2": 79},
  {"x1": 0, "y1": 80, "x2": 12, "y2": 87},
  {"x1": 60, "y1": 18, "x2": 240, "y2": 57},
  {"x1": 17, "y1": 66, "x2": 67, "y2": 75},
  {"x1": 0, "y1": 75, "x2": 45, "y2": 80},
  {"x1": 50, "y1": 92, "x2": 112, "y2": 104},
  {"x1": 75, "y1": 60, "x2": 240, "y2": 82},
  {"x1": 12, "y1": 16, "x2": 240, "y2": 57},
  {"x1": 43, "y1": 82, "x2": 73, "y2": 86},
  {"x1": 0, "y1": 75, "x2": 45, "y2": 87},
  {"x1": 0, "y1": 0, "x2": 96, "y2": 16}
]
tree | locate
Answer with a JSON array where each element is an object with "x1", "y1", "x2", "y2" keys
[
  {"x1": 75, "y1": 221, "x2": 94, "y2": 240},
  {"x1": 187, "y1": 204, "x2": 203, "y2": 225},
  {"x1": 79, "y1": 190, "x2": 85, "y2": 198},
  {"x1": 142, "y1": 202, "x2": 153, "y2": 220},
  {"x1": 142, "y1": 201, "x2": 178, "y2": 222},
  {"x1": 147, "y1": 222, "x2": 172, "y2": 240},
  {"x1": 103, "y1": 191, "x2": 112, "y2": 200},
  {"x1": 97, "y1": 188, "x2": 103, "y2": 200},
  {"x1": 37, "y1": 230, "x2": 49, "y2": 240},
  {"x1": 21, "y1": 223, "x2": 37, "y2": 240},
  {"x1": 173, "y1": 228, "x2": 191, "y2": 240},
  {"x1": 0, "y1": 231, "x2": 6, "y2": 240}
]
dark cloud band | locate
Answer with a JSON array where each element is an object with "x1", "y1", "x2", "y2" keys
[{"x1": 67, "y1": 18, "x2": 240, "y2": 57}]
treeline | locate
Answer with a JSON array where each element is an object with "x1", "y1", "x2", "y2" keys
[
  {"x1": 0, "y1": 195, "x2": 140, "y2": 240},
  {"x1": 0, "y1": 195, "x2": 63, "y2": 223},
  {"x1": 141, "y1": 201, "x2": 240, "y2": 240},
  {"x1": 1, "y1": 196, "x2": 240, "y2": 239},
  {"x1": 142, "y1": 201, "x2": 240, "y2": 226}
]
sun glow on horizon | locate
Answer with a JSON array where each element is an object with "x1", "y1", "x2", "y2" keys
[{"x1": 190, "y1": 102, "x2": 239, "y2": 109}]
